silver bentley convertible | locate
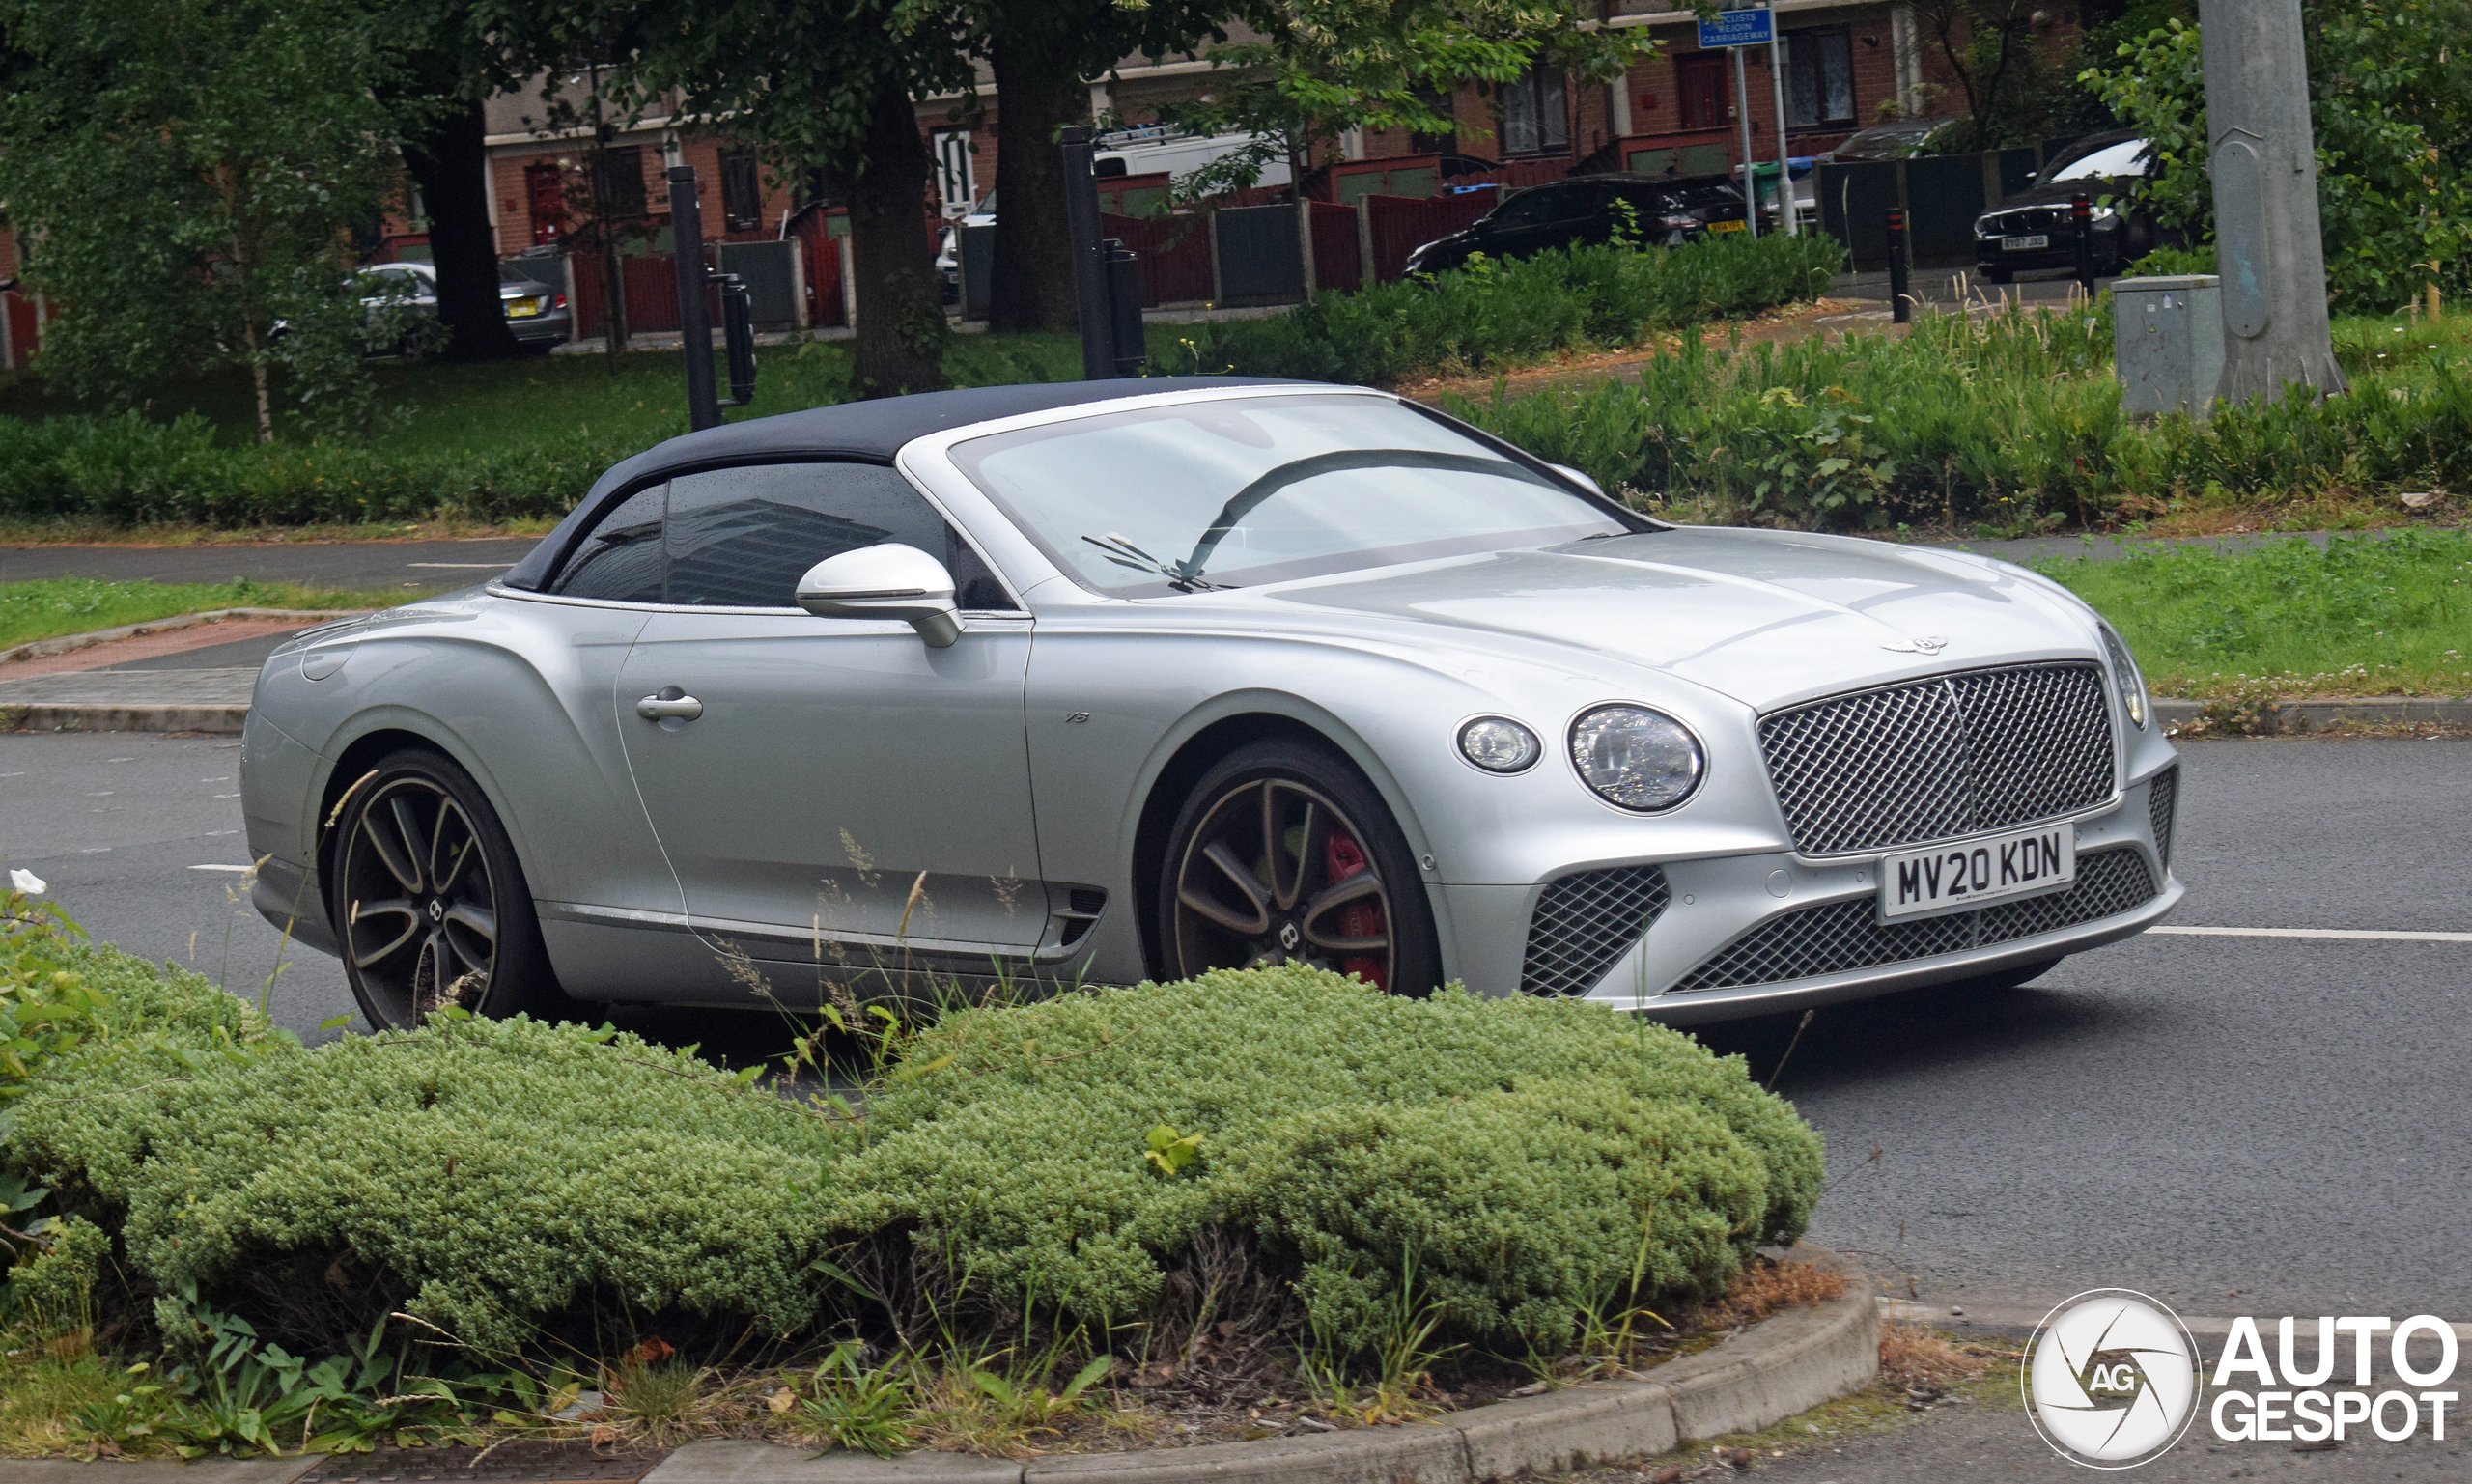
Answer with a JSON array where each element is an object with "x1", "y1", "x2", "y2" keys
[{"x1": 241, "y1": 378, "x2": 2182, "y2": 1030}]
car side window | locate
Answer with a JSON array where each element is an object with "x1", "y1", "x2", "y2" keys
[
  {"x1": 663, "y1": 462, "x2": 1013, "y2": 610},
  {"x1": 548, "y1": 482, "x2": 668, "y2": 602}
]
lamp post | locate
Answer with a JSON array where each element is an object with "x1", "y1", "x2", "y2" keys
[{"x1": 2200, "y1": 0, "x2": 2345, "y2": 403}]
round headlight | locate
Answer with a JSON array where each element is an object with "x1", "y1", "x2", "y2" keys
[
  {"x1": 2100, "y1": 624, "x2": 2149, "y2": 730},
  {"x1": 1458, "y1": 716, "x2": 1541, "y2": 773},
  {"x1": 1570, "y1": 706, "x2": 1703, "y2": 811}
]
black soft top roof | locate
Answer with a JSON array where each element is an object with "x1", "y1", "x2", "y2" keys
[{"x1": 503, "y1": 376, "x2": 1300, "y2": 591}]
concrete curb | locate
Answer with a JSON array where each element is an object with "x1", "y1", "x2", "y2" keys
[
  {"x1": 0, "y1": 608, "x2": 377, "y2": 667},
  {"x1": 2155, "y1": 695, "x2": 2472, "y2": 734},
  {"x1": 0, "y1": 1253, "x2": 1876, "y2": 1483},
  {"x1": 1, "y1": 702, "x2": 252, "y2": 735}
]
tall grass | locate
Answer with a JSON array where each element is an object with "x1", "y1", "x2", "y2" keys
[{"x1": 1446, "y1": 305, "x2": 2472, "y2": 535}]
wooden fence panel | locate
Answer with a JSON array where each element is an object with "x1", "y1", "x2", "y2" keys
[{"x1": 1363, "y1": 190, "x2": 1499, "y2": 282}]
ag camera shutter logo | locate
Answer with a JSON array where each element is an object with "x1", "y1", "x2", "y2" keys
[{"x1": 2026, "y1": 1289, "x2": 2203, "y2": 1468}]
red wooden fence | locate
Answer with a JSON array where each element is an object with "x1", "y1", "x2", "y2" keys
[
  {"x1": 1309, "y1": 201, "x2": 1362, "y2": 293},
  {"x1": 1362, "y1": 190, "x2": 1500, "y2": 282},
  {"x1": 1100, "y1": 212, "x2": 1213, "y2": 305}
]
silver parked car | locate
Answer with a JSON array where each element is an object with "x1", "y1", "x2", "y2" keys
[{"x1": 242, "y1": 378, "x2": 2182, "y2": 1030}]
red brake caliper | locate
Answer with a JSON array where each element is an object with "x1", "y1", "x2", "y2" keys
[{"x1": 1323, "y1": 828, "x2": 1387, "y2": 990}]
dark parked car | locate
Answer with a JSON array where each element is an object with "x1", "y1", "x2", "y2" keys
[
  {"x1": 1973, "y1": 129, "x2": 2177, "y2": 283},
  {"x1": 1821, "y1": 116, "x2": 1956, "y2": 164},
  {"x1": 356, "y1": 259, "x2": 572, "y2": 352},
  {"x1": 1402, "y1": 174, "x2": 1748, "y2": 277}
]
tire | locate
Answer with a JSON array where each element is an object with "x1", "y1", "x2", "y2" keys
[
  {"x1": 328, "y1": 746, "x2": 562, "y2": 1029},
  {"x1": 1156, "y1": 739, "x2": 1443, "y2": 994},
  {"x1": 1979, "y1": 266, "x2": 2015, "y2": 284}
]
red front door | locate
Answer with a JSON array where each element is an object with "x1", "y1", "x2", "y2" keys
[
  {"x1": 1677, "y1": 54, "x2": 1730, "y2": 131},
  {"x1": 526, "y1": 164, "x2": 566, "y2": 245}
]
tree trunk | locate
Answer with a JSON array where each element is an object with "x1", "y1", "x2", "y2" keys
[
  {"x1": 849, "y1": 71, "x2": 947, "y2": 397},
  {"x1": 987, "y1": 20, "x2": 1085, "y2": 333},
  {"x1": 402, "y1": 98, "x2": 521, "y2": 362}
]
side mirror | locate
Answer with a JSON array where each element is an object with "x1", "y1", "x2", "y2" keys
[
  {"x1": 1550, "y1": 462, "x2": 1607, "y2": 498},
  {"x1": 795, "y1": 543, "x2": 963, "y2": 648}
]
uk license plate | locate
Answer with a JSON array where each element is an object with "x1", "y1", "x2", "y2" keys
[
  {"x1": 1878, "y1": 824, "x2": 2075, "y2": 921},
  {"x1": 1707, "y1": 218, "x2": 1748, "y2": 234},
  {"x1": 2001, "y1": 234, "x2": 2049, "y2": 252},
  {"x1": 507, "y1": 298, "x2": 543, "y2": 318}
]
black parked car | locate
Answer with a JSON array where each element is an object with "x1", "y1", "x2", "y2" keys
[
  {"x1": 1401, "y1": 174, "x2": 1748, "y2": 276},
  {"x1": 1973, "y1": 129, "x2": 2178, "y2": 283}
]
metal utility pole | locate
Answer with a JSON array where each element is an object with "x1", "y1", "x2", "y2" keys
[
  {"x1": 669, "y1": 166, "x2": 720, "y2": 431},
  {"x1": 1768, "y1": 7, "x2": 1796, "y2": 236},
  {"x1": 2200, "y1": 0, "x2": 2346, "y2": 403},
  {"x1": 1059, "y1": 126, "x2": 1113, "y2": 380},
  {"x1": 1733, "y1": 46, "x2": 1757, "y2": 239}
]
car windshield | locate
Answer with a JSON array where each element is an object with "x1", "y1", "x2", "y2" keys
[
  {"x1": 949, "y1": 394, "x2": 1630, "y2": 598},
  {"x1": 2046, "y1": 138, "x2": 2149, "y2": 184},
  {"x1": 498, "y1": 261, "x2": 552, "y2": 286}
]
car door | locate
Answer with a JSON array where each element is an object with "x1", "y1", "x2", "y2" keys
[
  {"x1": 613, "y1": 460, "x2": 1048, "y2": 975},
  {"x1": 1482, "y1": 183, "x2": 1601, "y2": 261}
]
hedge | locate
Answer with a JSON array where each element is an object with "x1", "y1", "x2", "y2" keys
[{"x1": 5, "y1": 926, "x2": 1823, "y2": 1362}]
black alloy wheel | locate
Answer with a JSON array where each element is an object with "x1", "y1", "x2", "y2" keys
[
  {"x1": 331, "y1": 748, "x2": 556, "y2": 1029},
  {"x1": 1160, "y1": 740, "x2": 1441, "y2": 994}
]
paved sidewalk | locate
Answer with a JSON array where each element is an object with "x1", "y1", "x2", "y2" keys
[{"x1": 0, "y1": 537, "x2": 538, "y2": 588}]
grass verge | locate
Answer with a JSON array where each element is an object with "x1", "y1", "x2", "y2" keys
[
  {"x1": 0, "y1": 577, "x2": 402, "y2": 651},
  {"x1": 2034, "y1": 528, "x2": 2472, "y2": 699}
]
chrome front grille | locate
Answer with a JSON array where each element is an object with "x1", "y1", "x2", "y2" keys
[
  {"x1": 1670, "y1": 847, "x2": 2156, "y2": 994},
  {"x1": 1521, "y1": 865, "x2": 1671, "y2": 996},
  {"x1": 2147, "y1": 767, "x2": 2178, "y2": 873},
  {"x1": 1984, "y1": 207, "x2": 2065, "y2": 236},
  {"x1": 1759, "y1": 663, "x2": 2116, "y2": 856}
]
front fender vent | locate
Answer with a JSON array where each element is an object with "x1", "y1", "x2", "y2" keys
[
  {"x1": 1520, "y1": 865, "x2": 1671, "y2": 997},
  {"x1": 2146, "y1": 766, "x2": 2179, "y2": 874}
]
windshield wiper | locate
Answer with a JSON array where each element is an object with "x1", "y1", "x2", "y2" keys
[{"x1": 1082, "y1": 533, "x2": 1235, "y2": 593}]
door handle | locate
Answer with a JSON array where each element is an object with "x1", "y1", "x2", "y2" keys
[{"x1": 636, "y1": 687, "x2": 704, "y2": 721}]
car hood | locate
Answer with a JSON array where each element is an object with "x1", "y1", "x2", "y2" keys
[
  {"x1": 1987, "y1": 176, "x2": 2141, "y2": 212},
  {"x1": 1233, "y1": 527, "x2": 2098, "y2": 713}
]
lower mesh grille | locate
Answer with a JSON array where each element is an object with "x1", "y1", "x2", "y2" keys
[
  {"x1": 2147, "y1": 767, "x2": 2179, "y2": 873},
  {"x1": 1521, "y1": 866, "x2": 1671, "y2": 996},
  {"x1": 1670, "y1": 847, "x2": 2156, "y2": 994}
]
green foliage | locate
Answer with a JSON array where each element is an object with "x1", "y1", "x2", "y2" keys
[
  {"x1": 845, "y1": 968, "x2": 1821, "y2": 1356},
  {"x1": 2084, "y1": 3, "x2": 2472, "y2": 314},
  {"x1": 9, "y1": 958, "x2": 1818, "y2": 1371},
  {"x1": 1445, "y1": 305, "x2": 2472, "y2": 533},
  {"x1": 0, "y1": 0, "x2": 418, "y2": 441},
  {"x1": 9, "y1": 1013, "x2": 850, "y2": 1356},
  {"x1": 801, "y1": 1341, "x2": 917, "y2": 1458},
  {"x1": 1160, "y1": 233, "x2": 1843, "y2": 386},
  {"x1": 2037, "y1": 529, "x2": 2472, "y2": 697}
]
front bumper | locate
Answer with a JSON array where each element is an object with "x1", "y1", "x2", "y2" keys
[{"x1": 1441, "y1": 770, "x2": 2177, "y2": 1024}]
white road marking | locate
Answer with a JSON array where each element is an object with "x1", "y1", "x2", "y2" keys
[
  {"x1": 213, "y1": 793, "x2": 240, "y2": 798},
  {"x1": 2151, "y1": 925, "x2": 2472, "y2": 944},
  {"x1": 1883, "y1": 1298, "x2": 2472, "y2": 1341},
  {"x1": 407, "y1": 562, "x2": 514, "y2": 569},
  {"x1": 188, "y1": 864, "x2": 251, "y2": 872}
]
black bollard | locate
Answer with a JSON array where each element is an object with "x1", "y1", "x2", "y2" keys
[
  {"x1": 1886, "y1": 207, "x2": 1911, "y2": 324},
  {"x1": 2072, "y1": 193, "x2": 2096, "y2": 300}
]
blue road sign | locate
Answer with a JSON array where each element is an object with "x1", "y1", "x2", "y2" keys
[{"x1": 1697, "y1": 7, "x2": 1774, "y2": 47}]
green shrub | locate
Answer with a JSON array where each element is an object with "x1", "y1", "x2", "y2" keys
[
  {"x1": 1447, "y1": 305, "x2": 2472, "y2": 533},
  {"x1": 8, "y1": 961, "x2": 1821, "y2": 1366},
  {"x1": 843, "y1": 968, "x2": 1821, "y2": 1354},
  {"x1": 1160, "y1": 232, "x2": 1842, "y2": 386},
  {"x1": 10, "y1": 1013, "x2": 850, "y2": 1355}
]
